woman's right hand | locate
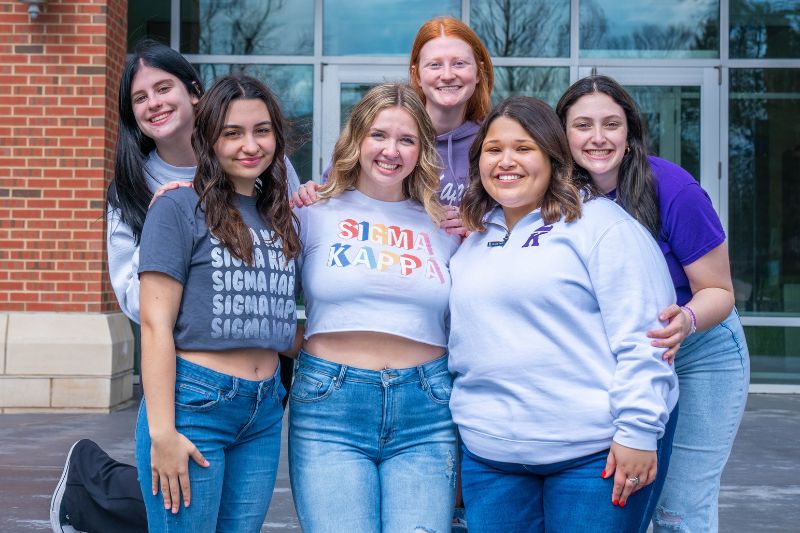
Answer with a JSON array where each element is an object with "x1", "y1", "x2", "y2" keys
[
  {"x1": 290, "y1": 181, "x2": 321, "y2": 208},
  {"x1": 149, "y1": 181, "x2": 193, "y2": 207},
  {"x1": 150, "y1": 430, "x2": 209, "y2": 513}
]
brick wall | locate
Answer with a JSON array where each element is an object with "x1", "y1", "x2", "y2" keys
[{"x1": 0, "y1": 0, "x2": 127, "y2": 314}]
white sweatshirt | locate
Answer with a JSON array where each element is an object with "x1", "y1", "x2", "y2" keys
[
  {"x1": 106, "y1": 150, "x2": 301, "y2": 323},
  {"x1": 448, "y1": 196, "x2": 678, "y2": 465}
]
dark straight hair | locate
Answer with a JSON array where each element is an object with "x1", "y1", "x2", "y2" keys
[
  {"x1": 460, "y1": 96, "x2": 583, "y2": 232},
  {"x1": 107, "y1": 39, "x2": 203, "y2": 243},
  {"x1": 192, "y1": 75, "x2": 300, "y2": 263},
  {"x1": 555, "y1": 75, "x2": 660, "y2": 238}
]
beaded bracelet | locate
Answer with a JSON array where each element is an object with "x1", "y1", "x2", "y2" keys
[{"x1": 680, "y1": 305, "x2": 697, "y2": 336}]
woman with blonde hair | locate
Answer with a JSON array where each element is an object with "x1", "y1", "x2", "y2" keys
[{"x1": 289, "y1": 83, "x2": 460, "y2": 532}]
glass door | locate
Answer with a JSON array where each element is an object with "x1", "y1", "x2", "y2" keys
[
  {"x1": 319, "y1": 65, "x2": 408, "y2": 178},
  {"x1": 577, "y1": 67, "x2": 721, "y2": 215}
]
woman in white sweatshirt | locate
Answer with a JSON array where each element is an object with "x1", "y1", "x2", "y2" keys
[{"x1": 448, "y1": 96, "x2": 678, "y2": 533}]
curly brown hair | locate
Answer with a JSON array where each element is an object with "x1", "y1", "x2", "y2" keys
[
  {"x1": 192, "y1": 75, "x2": 300, "y2": 263},
  {"x1": 461, "y1": 96, "x2": 585, "y2": 232}
]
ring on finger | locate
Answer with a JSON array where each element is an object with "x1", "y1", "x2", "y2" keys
[{"x1": 627, "y1": 475, "x2": 640, "y2": 486}]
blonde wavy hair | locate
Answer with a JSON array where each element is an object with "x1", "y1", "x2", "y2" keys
[{"x1": 318, "y1": 83, "x2": 443, "y2": 223}]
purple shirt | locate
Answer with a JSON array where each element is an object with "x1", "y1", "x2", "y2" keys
[{"x1": 612, "y1": 156, "x2": 725, "y2": 306}]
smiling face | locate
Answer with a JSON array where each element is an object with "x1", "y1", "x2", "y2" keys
[
  {"x1": 130, "y1": 63, "x2": 198, "y2": 148},
  {"x1": 565, "y1": 92, "x2": 629, "y2": 193},
  {"x1": 416, "y1": 35, "x2": 479, "y2": 119},
  {"x1": 213, "y1": 98, "x2": 275, "y2": 196},
  {"x1": 357, "y1": 106, "x2": 421, "y2": 202},
  {"x1": 479, "y1": 116, "x2": 552, "y2": 229}
]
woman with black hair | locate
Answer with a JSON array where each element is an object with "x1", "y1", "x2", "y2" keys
[{"x1": 556, "y1": 75, "x2": 750, "y2": 532}]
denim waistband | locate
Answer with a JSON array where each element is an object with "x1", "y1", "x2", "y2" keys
[
  {"x1": 175, "y1": 355, "x2": 280, "y2": 398},
  {"x1": 297, "y1": 350, "x2": 449, "y2": 386}
]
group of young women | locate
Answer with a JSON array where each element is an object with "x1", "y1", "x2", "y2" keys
[{"x1": 52, "y1": 15, "x2": 749, "y2": 533}]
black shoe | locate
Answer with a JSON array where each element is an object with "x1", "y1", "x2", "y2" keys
[{"x1": 50, "y1": 440, "x2": 88, "y2": 533}]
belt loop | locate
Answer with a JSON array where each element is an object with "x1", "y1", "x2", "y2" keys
[
  {"x1": 417, "y1": 364, "x2": 428, "y2": 390},
  {"x1": 226, "y1": 378, "x2": 239, "y2": 400},
  {"x1": 335, "y1": 364, "x2": 347, "y2": 390}
]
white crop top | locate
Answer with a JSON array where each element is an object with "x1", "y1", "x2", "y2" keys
[{"x1": 297, "y1": 189, "x2": 460, "y2": 347}]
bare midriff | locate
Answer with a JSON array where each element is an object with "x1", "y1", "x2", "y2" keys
[
  {"x1": 303, "y1": 331, "x2": 445, "y2": 370},
  {"x1": 176, "y1": 348, "x2": 279, "y2": 381}
]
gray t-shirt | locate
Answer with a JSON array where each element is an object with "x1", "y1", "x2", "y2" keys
[{"x1": 139, "y1": 187, "x2": 297, "y2": 352}]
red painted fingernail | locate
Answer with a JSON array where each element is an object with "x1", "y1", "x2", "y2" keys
[
  {"x1": 601, "y1": 470, "x2": 607, "y2": 478},
  {"x1": 612, "y1": 499, "x2": 618, "y2": 506},
  {"x1": 620, "y1": 500, "x2": 626, "y2": 508}
]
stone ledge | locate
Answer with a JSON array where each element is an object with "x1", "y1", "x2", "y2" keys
[{"x1": 0, "y1": 312, "x2": 134, "y2": 411}]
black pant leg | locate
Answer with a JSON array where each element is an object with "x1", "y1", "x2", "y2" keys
[
  {"x1": 279, "y1": 353, "x2": 295, "y2": 409},
  {"x1": 64, "y1": 441, "x2": 147, "y2": 533}
]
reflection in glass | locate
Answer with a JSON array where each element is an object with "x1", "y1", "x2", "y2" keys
[
  {"x1": 341, "y1": 83, "x2": 378, "y2": 129},
  {"x1": 745, "y1": 326, "x2": 800, "y2": 384},
  {"x1": 181, "y1": 0, "x2": 314, "y2": 55},
  {"x1": 127, "y1": 0, "x2": 170, "y2": 51},
  {"x1": 471, "y1": 0, "x2": 569, "y2": 57},
  {"x1": 580, "y1": 0, "x2": 719, "y2": 58},
  {"x1": 730, "y1": 0, "x2": 800, "y2": 58},
  {"x1": 194, "y1": 64, "x2": 314, "y2": 182},
  {"x1": 323, "y1": 0, "x2": 460, "y2": 55},
  {"x1": 491, "y1": 67, "x2": 569, "y2": 108},
  {"x1": 625, "y1": 86, "x2": 701, "y2": 181},
  {"x1": 729, "y1": 69, "x2": 800, "y2": 318}
]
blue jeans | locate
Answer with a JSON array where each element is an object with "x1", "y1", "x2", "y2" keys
[
  {"x1": 288, "y1": 351, "x2": 457, "y2": 533},
  {"x1": 135, "y1": 357, "x2": 285, "y2": 533},
  {"x1": 461, "y1": 436, "x2": 672, "y2": 533},
  {"x1": 654, "y1": 309, "x2": 750, "y2": 532}
]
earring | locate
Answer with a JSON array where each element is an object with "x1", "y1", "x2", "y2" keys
[{"x1": 625, "y1": 145, "x2": 630, "y2": 154}]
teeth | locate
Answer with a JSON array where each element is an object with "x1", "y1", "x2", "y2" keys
[
  {"x1": 497, "y1": 174, "x2": 521, "y2": 181},
  {"x1": 376, "y1": 162, "x2": 399, "y2": 170},
  {"x1": 587, "y1": 150, "x2": 611, "y2": 156},
  {"x1": 150, "y1": 112, "x2": 170, "y2": 123},
  {"x1": 437, "y1": 86, "x2": 460, "y2": 92}
]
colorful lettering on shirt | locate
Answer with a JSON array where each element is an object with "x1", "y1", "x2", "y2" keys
[{"x1": 329, "y1": 218, "x2": 444, "y2": 283}]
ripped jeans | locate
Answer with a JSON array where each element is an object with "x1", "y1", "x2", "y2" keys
[{"x1": 289, "y1": 351, "x2": 457, "y2": 533}]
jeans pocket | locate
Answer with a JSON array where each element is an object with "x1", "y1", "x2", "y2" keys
[
  {"x1": 175, "y1": 376, "x2": 222, "y2": 412},
  {"x1": 424, "y1": 370, "x2": 453, "y2": 405},
  {"x1": 290, "y1": 369, "x2": 336, "y2": 403}
]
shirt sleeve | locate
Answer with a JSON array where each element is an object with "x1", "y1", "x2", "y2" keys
[
  {"x1": 138, "y1": 195, "x2": 195, "y2": 284},
  {"x1": 588, "y1": 219, "x2": 679, "y2": 451},
  {"x1": 661, "y1": 182, "x2": 726, "y2": 267},
  {"x1": 106, "y1": 204, "x2": 142, "y2": 323},
  {"x1": 285, "y1": 155, "x2": 301, "y2": 197}
]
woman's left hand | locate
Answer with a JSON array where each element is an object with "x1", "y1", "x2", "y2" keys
[
  {"x1": 439, "y1": 205, "x2": 469, "y2": 239},
  {"x1": 647, "y1": 304, "x2": 691, "y2": 364},
  {"x1": 602, "y1": 442, "x2": 657, "y2": 507}
]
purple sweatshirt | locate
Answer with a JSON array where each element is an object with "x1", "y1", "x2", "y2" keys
[{"x1": 436, "y1": 120, "x2": 479, "y2": 207}]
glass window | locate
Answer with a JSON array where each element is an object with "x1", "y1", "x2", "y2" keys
[
  {"x1": 491, "y1": 67, "x2": 570, "y2": 108},
  {"x1": 181, "y1": 0, "x2": 314, "y2": 55},
  {"x1": 340, "y1": 83, "x2": 377, "y2": 129},
  {"x1": 127, "y1": 0, "x2": 170, "y2": 51},
  {"x1": 729, "y1": 68, "x2": 800, "y2": 317},
  {"x1": 194, "y1": 64, "x2": 314, "y2": 182},
  {"x1": 323, "y1": 0, "x2": 460, "y2": 55},
  {"x1": 471, "y1": 0, "x2": 569, "y2": 57},
  {"x1": 745, "y1": 326, "x2": 800, "y2": 384},
  {"x1": 730, "y1": 0, "x2": 800, "y2": 58},
  {"x1": 626, "y1": 86, "x2": 701, "y2": 180},
  {"x1": 579, "y1": 0, "x2": 719, "y2": 58}
]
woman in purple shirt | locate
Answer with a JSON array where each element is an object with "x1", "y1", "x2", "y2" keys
[{"x1": 556, "y1": 75, "x2": 750, "y2": 533}]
